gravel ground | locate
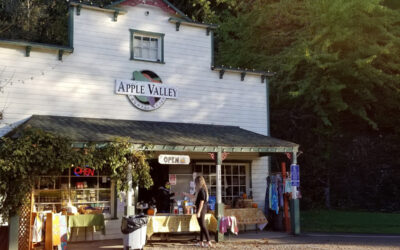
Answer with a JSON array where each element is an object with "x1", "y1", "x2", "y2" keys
[{"x1": 69, "y1": 232, "x2": 400, "y2": 250}]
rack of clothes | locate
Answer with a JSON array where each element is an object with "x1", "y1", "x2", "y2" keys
[{"x1": 265, "y1": 173, "x2": 292, "y2": 216}]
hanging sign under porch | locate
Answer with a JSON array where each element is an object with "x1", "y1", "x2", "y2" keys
[{"x1": 158, "y1": 154, "x2": 190, "y2": 165}]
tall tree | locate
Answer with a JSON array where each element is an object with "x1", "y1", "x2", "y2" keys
[{"x1": 216, "y1": 0, "x2": 400, "y2": 208}]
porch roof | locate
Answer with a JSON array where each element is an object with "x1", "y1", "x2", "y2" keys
[{"x1": 8, "y1": 115, "x2": 299, "y2": 153}]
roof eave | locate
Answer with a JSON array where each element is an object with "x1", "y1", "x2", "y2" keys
[
  {"x1": 168, "y1": 17, "x2": 219, "y2": 30},
  {"x1": 70, "y1": 2, "x2": 127, "y2": 15},
  {"x1": 211, "y1": 65, "x2": 276, "y2": 77}
]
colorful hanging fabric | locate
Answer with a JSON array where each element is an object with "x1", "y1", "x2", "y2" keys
[{"x1": 284, "y1": 178, "x2": 292, "y2": 193}]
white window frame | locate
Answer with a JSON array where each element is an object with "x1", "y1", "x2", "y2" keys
[
  {"x1": 130, "y1": 29, "x2": 165, "y2": 63},
  {"x1": 194, "y1": 162, "x2": 250, "y2": 205}
]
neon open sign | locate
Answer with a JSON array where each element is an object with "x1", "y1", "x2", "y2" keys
[{"x1": 74, "y1": 166, "x2": 95, "y2": 177}]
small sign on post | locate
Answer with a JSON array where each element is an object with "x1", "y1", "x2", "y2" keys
[
  {"x1": 290, "y1": 164, "x2": 300, "y2": 187},
  {"x1": 169, "y1": 174, "x2": 177, "y2": 185}
]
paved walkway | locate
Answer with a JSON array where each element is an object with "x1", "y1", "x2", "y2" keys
[{"x1": 68, "y1": 231, "x2": 400, "y2": 250}]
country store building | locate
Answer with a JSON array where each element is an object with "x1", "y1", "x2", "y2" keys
[{"x1": 0, "y1": 0, "x2": 300, "y2": 247}]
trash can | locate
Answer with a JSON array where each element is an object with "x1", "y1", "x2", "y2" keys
[{"x1": 121, "y1": 215, "x2": 148, "y2": 250}]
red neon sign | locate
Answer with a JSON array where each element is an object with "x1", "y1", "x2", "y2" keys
[{"x1": 73, "y1": 166, "x2": 95, "y2": 177}]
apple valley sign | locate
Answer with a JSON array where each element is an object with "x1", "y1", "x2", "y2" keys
[{"x1": 115, "y1": 71, "x2": 178, "y2": 111}]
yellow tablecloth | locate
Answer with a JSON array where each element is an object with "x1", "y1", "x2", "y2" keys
[
  {"x1": 224, "y1": 208, "x2": 268, "y2": 225},
  {"x1": 146, "y1": 214, "x2": 217, "y2": 238}
]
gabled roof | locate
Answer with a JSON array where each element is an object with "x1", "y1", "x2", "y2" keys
[
  {"x1": 108, "y1": 0, "x2": 192, "y2": 22},
  {"x1": 8, "y1": 115, "x2": 298, "y2": 153}
]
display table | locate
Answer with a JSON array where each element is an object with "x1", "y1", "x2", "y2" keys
[
  {"x1": 67, "y1": 214, "x2": 105, "y2": 240},
  {"x1": 146, "y1": 214, "x2": 217, "y2": 238},
  {"x1": 224, "y1": 208, "x2": 268, "y2": 230}
]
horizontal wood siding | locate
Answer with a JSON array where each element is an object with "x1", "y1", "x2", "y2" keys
[
  {"x1": 0, "y1": 4, "x2": 268, "y2": 137},
  {"x1": 251, "y1": 157, "x2": 269, "y2": 211}
]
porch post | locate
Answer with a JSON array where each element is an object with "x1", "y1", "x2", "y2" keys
[
  {"x1": 215, "y1": 149, "x2": 224, "y2": 242},
  {"x1": 290, "y1": 152, "x2": 300, "y2": 235}
]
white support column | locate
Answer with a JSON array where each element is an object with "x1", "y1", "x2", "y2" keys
[{"x1": 215, "y1": 150, "x2": 224, "y2": 241}]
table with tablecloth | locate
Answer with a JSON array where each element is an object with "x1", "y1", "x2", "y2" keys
[
  {"x1": 146, "y1": 214, "x2": 218, "y2": 238},
  {"x1": 224, "y1": 208, "x2": 268, "y2": 230},
  {"x1": 67, "y1": 214, "x2": 105, "y2": 239}
]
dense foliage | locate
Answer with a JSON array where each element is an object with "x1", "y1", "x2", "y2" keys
[
  {"x1": 0, "y1": 128, "x2": 152, "y2": 220},
  {"x1": 214, "y1": 0, "x2": 400, "y2": 210},
  {"x1": 1, "y1": 0, "x2": 400, "y2": 210},
  {"x1": 0, "y1": 0, "x2": 68, "y2": 45}
]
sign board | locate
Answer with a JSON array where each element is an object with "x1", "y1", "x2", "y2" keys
[
  {"x1": 115, "y1": 71, "x2": 178, "y2": 111},
  {"x1": 115, "y1": 79, "x2": 178, "y2": 99},
  {"x1": 158, "y1": 154, "x2": 190, "y2": 165},
  {"x1": 169, "y1": 174, "x2": 177, "y2": 185},
  {"x1": 290, "y1": 164, "x2": 300, "y2": 187}
]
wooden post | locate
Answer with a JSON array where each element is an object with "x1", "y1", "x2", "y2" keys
[
  {"x1": 290, "y1": 152, "x2": 300, "y2": 235},
  {"x1": 281, "y1": 162, "x2": 291, "y2": 232},
  {"x1": 215, "y1": 149, "x2": 224, "y2": 242}
]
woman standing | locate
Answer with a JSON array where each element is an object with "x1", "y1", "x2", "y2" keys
[{"x1": 195, "y1": 176, "x2": 213, "y2": 248}]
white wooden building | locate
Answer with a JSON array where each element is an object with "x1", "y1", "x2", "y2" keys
[{"x1": 0, "y1": 0, "x2": 299, "y2": 241}]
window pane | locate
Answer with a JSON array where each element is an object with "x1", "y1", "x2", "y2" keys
[
  {"x1": 134, "y1": 36, "x2": 142, "y2": 46},
  {"x1": 211, "y1": 187, "x2": 216, "y2": 196},
  {"x1": 144, "y1": 48, "x2": 151, "y2": 59},
  {"x1": 203, "y1": 175, "x2": 209, "y2": 185},
  {"x1": 233, "y1": 165, "x2": 239, "y2": 175},
  {"x1": 233, "y1": 176, "x2": 239, "y2": 185},
  {"x1": 240, "y1": 186, "x2": 246, "y2": 195},
  {"x1": 211, "y1": 165, "x2": 216, "y2": 173},
  {"x1": 195, "y1": 165, "x2": 202, "y2": 173},
  {"x1": 134, "y1": 47, "x2": 142, "y2": 57},
  {"x1": 233, "y1": 186, "x2": 239, "y2": 196},
  {"x1": 210, "y1": 176, "x2": 216, "y2": 186},
  {"x1": 226, "y1": 176, "x2": 231, "y2": 185},
  {"x1": 226, "y1": 187, "x2": 232, "y2": 196},
  {"x1": 142, "y1": 37, "x2": 150, "y2": 48},
  {"x1": 239, "y1": 165, "x2": 246, "y2": 175},
  {"x1": 240, "y1": 176, "x2": 246, "y2": 185},
  {"x1": 149, "y1": 49, "x2": 157, "y2": 60},
  {"x1": 225, "y1": 165, "x2": 231, "y2": 175},
  {"x1": 150, "y1": 38, "x2": 158, "y2": 48},
  {"x1": 203, "y1": 165, "x2": 209, "y2": 174}
]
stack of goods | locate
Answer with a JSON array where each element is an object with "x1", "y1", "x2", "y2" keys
[
  {"x1": 233, "y1": 193, "x2": 254, "y2": 208},
  {"x1": 78, "y1": 205, "x2": 103, "y2": 214}
]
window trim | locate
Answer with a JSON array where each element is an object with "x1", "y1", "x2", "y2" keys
[
  {"x1": 129, "y1": 29, "x2": 165, "y2": 64},
  {"x1": 194, "y1": 162, "x2": 250, "y2": 204}
]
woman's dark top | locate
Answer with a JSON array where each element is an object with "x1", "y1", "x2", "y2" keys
[{"x1": 195, "y1": 188, "x2": 208, "y2": 212}]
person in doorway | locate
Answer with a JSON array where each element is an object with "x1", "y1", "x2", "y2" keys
[
  {"x1": 157, "y1": 181, "x2": 175, "y2": 213},
  {"x1": 194, "y1": 176, "x2": 213, "y2": 248}
]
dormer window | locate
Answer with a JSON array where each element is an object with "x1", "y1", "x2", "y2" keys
[{"x1": 130, "y1": 29, "x2": 164, "y2": 63}]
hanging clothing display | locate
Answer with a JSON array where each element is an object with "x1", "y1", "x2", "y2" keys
[
  {"x1": 32, "y1": 213, "x2": 45, "y2": 243},
  {"x1": 264, "y1": 176, "x2": 271, "y2": 217},
  {"x1": 269, "y1": 175, "x2": 279, "y2": 214},
  {"x1": 284, "y1": 178, "x2": 292, "y2": 193}
]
